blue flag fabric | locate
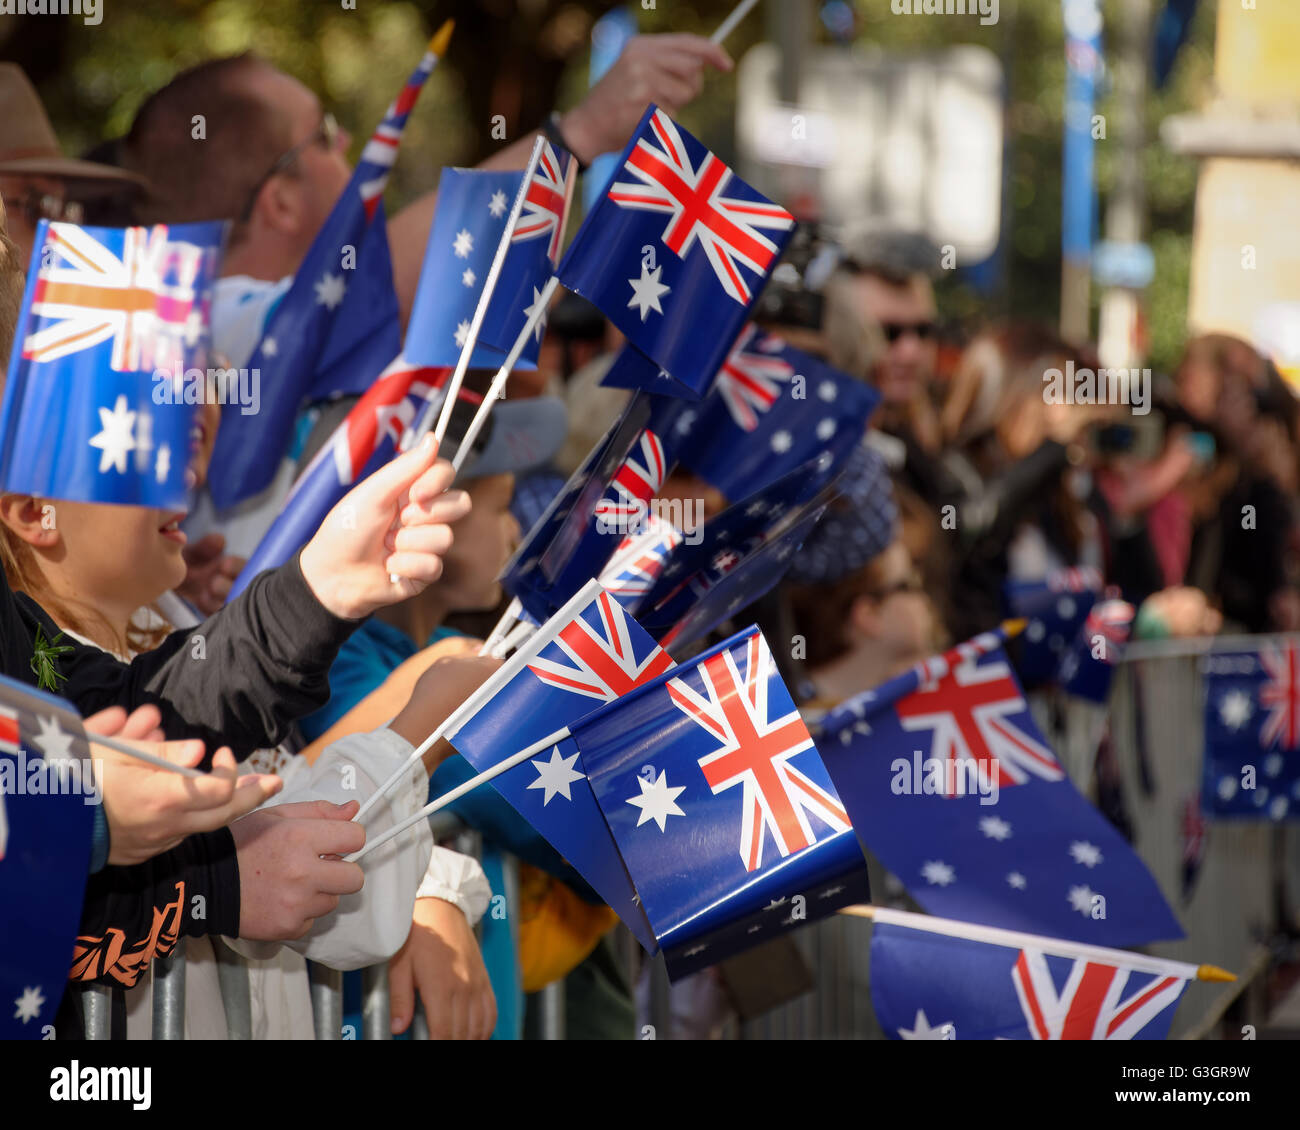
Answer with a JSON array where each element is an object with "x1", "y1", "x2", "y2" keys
[
  {"x1": 669, "y1": 325, "x2": 879, "y2": 500},
  {"x1": 1057, "y1": 598, "x2": 1134, "y2": 704},
  {"x1": 630, "y1": 454, "x2": 839, "y2": 653},
  {"x1": 500, "y1": 390, "x2": 692, "y2": 623},
  {"x1": 445, "y1": 581, "x2": 673, "y2": 951},
  {"x1": 1201, "y1": 642, "x2": 1300, "y2": 822},
  {"x1": 229, "y1": 359, "x2": 448, "y2": 597},
  {"x1": 0, "y1": 220, "x2": 224, "y2": 510},
  {"x1": 1004, "y1": 566, "x2": 1103, "y2": 688},
  {"x1": 817, "y1": 628, "x2": 1183, "y2": 947},
  {"x1": 557, "y1": 106, "x2": 796, "y2": 398},
  {"x1": 0, "y1": 675, "x2": 96, "y2": 1038},
  {"x1": 869, "y1": 915, "x2": 1188, "y2": 1041},
  {"x1": 405, "y1": 150, "x2": 574, "y2": 371},
  {"x1": 308, "y1": 210, "x2": 402, "y2": 401},
  {"x1": 572, "y1": 626, "x2": 869, "y2": 979},
  {"x1": 208, "y1": 42, "x2": 441, "y2": 507}
]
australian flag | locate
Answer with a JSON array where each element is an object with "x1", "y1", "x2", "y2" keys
[
  {"x1": 0, "y1": 674, "x2": 96, "y2": 1038},
  {"x1": 817, "y1": 627, "x2": 1183, "y2": 948},
  {"x1": 557, "y1": 106, "x2": 796, "y2": 398},
  {"x1": 1202, "y1": 642, "x2": 1300, "y2": 822},
  {"x1": 405, "y1": 144, "x2": 574, "y2": 371},
  {"x1": 228, "y1": 357, "x2": 449, "y2": 597},
  {"x1": 868, "y1": 910, "x2": 1190, "y2": 1041},
  {"x1": 209, "y1": 37, "x2": 443, "y2": 508},
  {"x1": 598, "y1": 514, "x2": 684, "y2": 608},
  {"x1": 1004, "y1": 566, "x2": 1103, "y2": 688},
  {"x1": 444, "y1": 580, "x2": 674, "y2": 951},
  {"x1": 572, "y1": 626, "x2": 869, "y2": 979},
  {"x1": 630, "y1": 454, "x2": 840, "y2": 653},
  {"x1": 1058, "y1": 598, "x2": 1135, "y2": 704},
  {"x1": 0, "y1": 219, "x2": 223, "y2": 509},
  {"x1": 501, "y1": 389, "x2": 691, "y2": 623},
  {"x1": 670, "y1": 325, "x2": 879, "y2": 500}
]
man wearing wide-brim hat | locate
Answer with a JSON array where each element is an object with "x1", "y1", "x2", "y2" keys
[{"x1": 0, "y1": 63, "x2": 146, "y2": 268}]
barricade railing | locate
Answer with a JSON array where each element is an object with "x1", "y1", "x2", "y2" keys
[{"x1": 77, "y1": 810, "x2": 565, "y2": 1040}]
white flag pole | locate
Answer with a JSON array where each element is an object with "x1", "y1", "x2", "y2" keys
[
  {"x1": 477, "y1": 596, "x2": 522, "y2": 657},
  {"x1": 347, "y1": 725, "x2": 570, "y2": 862},
  {"x1": 711, "y1": 0, "x2": 761, "y2": 45},
  {"x1": 353, "y1": 578, "x2": 606, "y2": 823},
  {"x1": 490, "y1": 618, "x2": 537, "y2": 659},
  {"x1": 406, "y1": 136, "x2": 549, "y2": 451},
  {"x1": 840, "y1": 905, "x2": 1235, "y2": 983},
  {"x1": 449, "y1": 274, "x2": 561, "y2": 474},
  {"x1": 91, "y1": 732, "x2": 205, "y2": 778}
]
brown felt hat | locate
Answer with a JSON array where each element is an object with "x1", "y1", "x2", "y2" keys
[{"x1": 0, "y1": 64, "x2": 145, "y2": 193}]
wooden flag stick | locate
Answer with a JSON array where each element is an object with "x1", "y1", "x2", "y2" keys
[
  {"x1": 711, "y1": 0, "x2": 761, "y2": 45},
  {"x1": 839, "y1": 905, "x2": 1236, "y2": 984},
  {"x1": 477, "y1": 597, "x2": 522, "y2": 657},
  {"x1": 347, "y1": 726, "x2": 570, "y2": 862}
]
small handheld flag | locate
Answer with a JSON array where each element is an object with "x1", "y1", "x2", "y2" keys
[
  {"x1": 0, "y1": 220, "x2": 224, "y2": 509},
  {"x1": 572, "y1": 625, "x2": 869, "y2": 977},
  {"x1": 1201, "y1": 641, "x2": 1300, "y2": 822},
  {"x1": 856, "y1": 906, "x2": 1229, "y2": 1041},
  {"x1": 0, "y1": 675, "x2": 106, "y2": 1035},
  {"x1": 404, "y1": 151, "x2": 573, "y2": 372},
  {"x1": 817, "y1": 626, "x2": 1184, "y2": 947},
  {"x1": 557, "y1": 106, "x2": 796, "y2": 398}
]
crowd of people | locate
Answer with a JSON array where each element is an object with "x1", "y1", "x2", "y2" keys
[{"x1": 2, "y1": 21, "x2": 1296, "y2": 1042}]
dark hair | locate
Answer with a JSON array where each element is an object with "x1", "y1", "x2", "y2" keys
[{"x1": 122, "y1": 53, "x2": 294, "y2": 229}]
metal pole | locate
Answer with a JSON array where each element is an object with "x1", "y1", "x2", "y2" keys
[
  {"x1": 151, "y1": 940, "x2": 186, "y2": 1040},
  {"x1": 80, "y1": 984, "x2": 114, "y2": 1040},
  {"x1": 648, "y1": 953, "x2": 672, "y2": 1040},
  {"x1": 361, "y1": 964, "x2": 392, "y2": 1040},
  {"x1": 1097, "y1": 0, "x2": 1152, "y2": 371},
  {"x1": 310, "y1": 963, "x2": 344, "y2": 1040},
  {"x1": 213, "y1": 940, "x2": 252, "y2": 1040},
  {"x1": 538, "y1": 979, "x2": 566, "y2": 1041}
]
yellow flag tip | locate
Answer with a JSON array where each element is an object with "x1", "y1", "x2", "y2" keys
[
  {"x1": 428, "y1": 19, "x2": 455, "y2": 57},
  {"x1": 1196, "y1": 964, "x2": 1237, "y2": 983},
  {"x1": 1001, "y1": 618, "x2": 1028, "y2": 639}
]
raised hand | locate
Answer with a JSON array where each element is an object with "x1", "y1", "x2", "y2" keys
[{"x1": 299, "y1": 434, "x2": 472, "y2": 621}]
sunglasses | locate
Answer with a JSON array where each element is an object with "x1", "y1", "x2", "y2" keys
[
  {"x1": 880, "y1": 320, "x2": 937, "y2": 344},
  {"x1": 238, "y1": 111, "x2": 340, "y2": 223},
  {"x1": 14, "y1": 187, "x2": 83, "y2": 227}
]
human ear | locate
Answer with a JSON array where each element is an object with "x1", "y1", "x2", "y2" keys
[{"x1": 0, "y1": 494, "x2": 55, "y2": 548}]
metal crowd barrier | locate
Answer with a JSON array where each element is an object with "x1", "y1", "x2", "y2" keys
[{"x1": 79, "y1": 810, "x2": 571, "y2": 1040}]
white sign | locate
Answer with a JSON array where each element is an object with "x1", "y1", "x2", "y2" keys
[{"x1": 737, "y1": 44, "x2": 1005, "y2": 261}]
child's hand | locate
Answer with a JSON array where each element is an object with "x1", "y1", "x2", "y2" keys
[{"x1": 300, "y1": 434, "x2": 472, "y2": 620}]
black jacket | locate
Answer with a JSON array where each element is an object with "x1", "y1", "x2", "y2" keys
[{"x1": 2, "y1": 554, "x2": 359, "y2": 990}]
